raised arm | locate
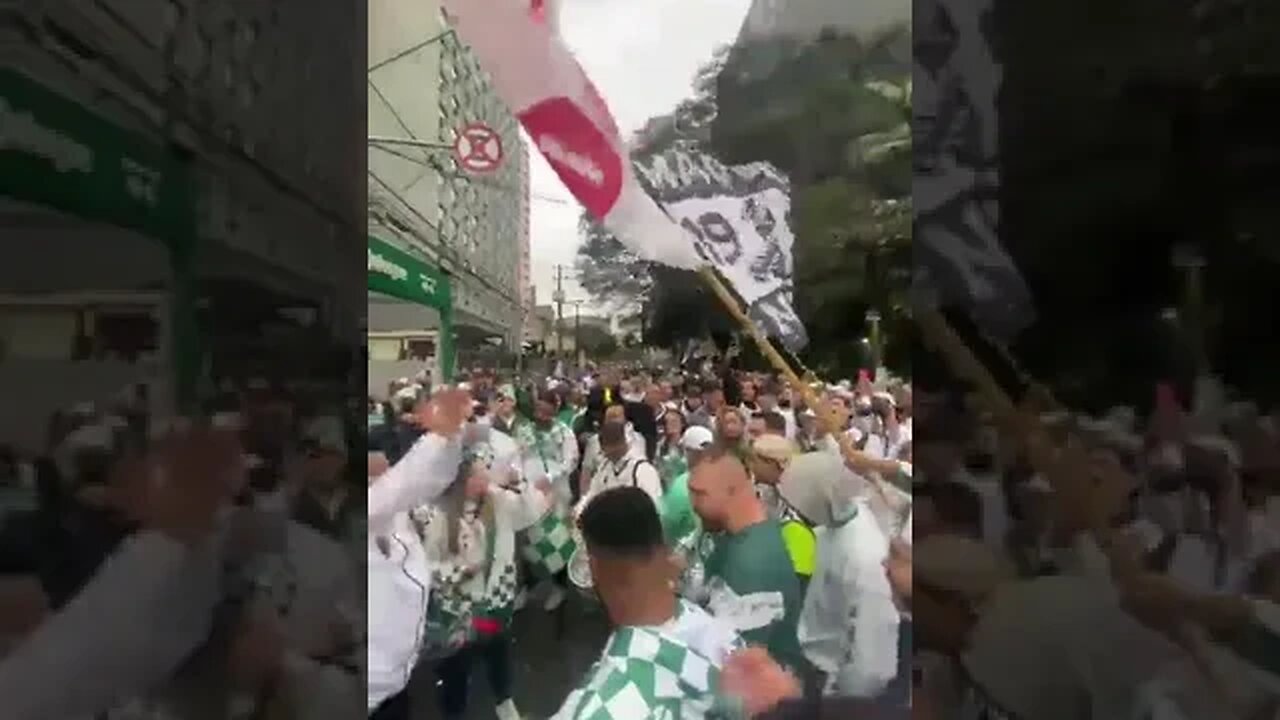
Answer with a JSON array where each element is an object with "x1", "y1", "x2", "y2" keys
[
  {"x1": 368, "y1": 390, "x2": 473, "y2": 532},
  {"x1": 367, "y1": 433, "x2": 462, "y2": 532},
  {"x1": 0, "y1": 532, "x2": 219, "y2": 720}
]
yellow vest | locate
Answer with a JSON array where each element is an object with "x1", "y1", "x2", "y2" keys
[{"x1": 780, "y1": 519, "x2": 817, "y2": 577}]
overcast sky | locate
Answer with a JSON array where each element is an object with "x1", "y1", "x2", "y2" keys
[{"x1": 526, "y1": 0, "x2": 753, "y2": 314}]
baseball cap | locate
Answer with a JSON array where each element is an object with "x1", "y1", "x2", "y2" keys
[
  {"x1": 752, "y1": 434, "x2": 798, "y2": 464},
  {"x1": 680, "y1": 426, "x2": 715, "y2": 451}
]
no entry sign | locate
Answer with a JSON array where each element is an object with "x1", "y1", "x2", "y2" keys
[{"x1": 453, "y1": 123, "x2": 504, "y2": 173}]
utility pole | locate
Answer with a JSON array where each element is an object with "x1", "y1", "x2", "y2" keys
[
  {"x1": 553, "y1": 265, "x2": 566, "y2": 358},
  {"x1": 571, "y1": 300, "x2": 583, "y2": 366}
]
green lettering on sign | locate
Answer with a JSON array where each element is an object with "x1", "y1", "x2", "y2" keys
[{"x1": 0, "y1": 69, "x2": 192, "y2": 244}]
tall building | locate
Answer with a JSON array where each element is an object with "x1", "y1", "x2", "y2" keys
[
  {"x1": 0, "y1": 1, "x2": 364, "y2": 445},
  {"x1": 517, "y1": 145, "x2": 534, "y2": 340},
  {"x1": 368, "y1": 0, "x2": 528, "y2": 383}
]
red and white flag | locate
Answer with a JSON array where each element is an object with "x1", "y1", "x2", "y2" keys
[{"x1": 443, "y1": 0, "x2": 702, "y2": 270}]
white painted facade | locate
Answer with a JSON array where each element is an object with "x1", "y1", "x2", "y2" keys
[{"x1": 367, "y1": 0, "x2": 529, "y2": 348}]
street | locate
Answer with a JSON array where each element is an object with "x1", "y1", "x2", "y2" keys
[{"x1": 408, "y1": 591, "x2": 612, "y2": 719}]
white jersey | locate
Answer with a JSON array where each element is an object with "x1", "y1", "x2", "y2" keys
[{"x1": 579, "y1": 455, "x2": 663, "y2": 514}]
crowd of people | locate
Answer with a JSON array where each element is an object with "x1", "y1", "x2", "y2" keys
[
  {"x1": 0, "y1": 379, "x2": 368, "y2": 719},
  {"x1": 6, "y1": 355, "x2": 1280, "y2": 720},
  {"x1": 909, "y1": 381, "x2": 1280, "y2": 720},
  {"x1": 367, "y1": 362, "x2": 915, "y2": 719}
]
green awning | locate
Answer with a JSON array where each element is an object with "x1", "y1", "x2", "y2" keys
[{"x1": 367, "y1": 234, "x2": 456, "y2": 379}]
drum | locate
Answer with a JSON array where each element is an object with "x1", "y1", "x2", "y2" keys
[{"x1": 519, "y1": 507, "x2": 577, "y2": 578}]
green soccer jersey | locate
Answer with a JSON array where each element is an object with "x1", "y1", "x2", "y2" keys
[
  {"x1": 701, "y1": 519, "x2": 804, "y2": 672},
  {"x1": 661, "y1": 471, "x2": 700, "y2": 547}
]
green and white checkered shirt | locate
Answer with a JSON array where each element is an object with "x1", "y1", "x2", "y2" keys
[
  {"x1": 515, "y1": 421, "x2": 576, "y2": 479},
  {"x1": 553, "y1": 602, "x2": 743, "y2": 720},
  {"x1": 520, "y1": 507, "x2": 577, "y2": 577}
]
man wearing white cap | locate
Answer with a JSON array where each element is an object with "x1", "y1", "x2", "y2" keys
[{"x1": 659, "y1": 426, "x2": 714, "y2": 547}]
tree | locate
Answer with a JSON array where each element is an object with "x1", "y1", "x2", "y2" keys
[
  {"x1": 713, "y1": 26, "x2": 913, "y2": 375},
  {"x1": 574, "y1": 45, "x2": 736, "y2": 344},
  {"x1": 573, "y1": 28, "x2": 915, "y2": 376},
  {"x1": 575, "y1": 216, "x2": 651, "y2": 309},
  {"x1": 576, "y1": 323, "x2": 619, "y2": 357}
]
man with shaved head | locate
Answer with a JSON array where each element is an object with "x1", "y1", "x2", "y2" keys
[{"x1": 688, "y1": 445, "x2": 804, "y2": 675}]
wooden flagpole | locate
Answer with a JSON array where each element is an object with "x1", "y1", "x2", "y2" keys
[{"x1": 695, "y1": 266, "x2": 903, "y2": 513}]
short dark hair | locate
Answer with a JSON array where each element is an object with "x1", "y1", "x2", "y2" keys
[
  {"x1": 761, "y1": 411, "x2": 787, "y2": 433},
  {"x1": 598, "y1": 420, "x2": 627, "y2": 447},
  {"x1": 537, "y1": 389, "x2": 559, "y2": 407},
  {"x1": 580, "y1": 486, "x2": 664, "y2": 558}
]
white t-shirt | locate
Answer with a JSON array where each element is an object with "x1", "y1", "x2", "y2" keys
[
  {"x1": 580, "y1": 455, "x2": 663, "y2": 511},
  {"x1": 581, "y1": 425, "x2": 646, "y2": 480}
]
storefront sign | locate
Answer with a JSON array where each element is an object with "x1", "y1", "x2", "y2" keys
[
  {"x1": 367, "y1": 235, "x2": 451, "y2": 310},
  {"x1": 0, "y1": 69, "x2": 192, "y2": 242}
]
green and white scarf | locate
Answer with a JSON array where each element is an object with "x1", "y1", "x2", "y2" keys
[{"x1": 516, "y1": 422, "x2": 577, "y2": 577}]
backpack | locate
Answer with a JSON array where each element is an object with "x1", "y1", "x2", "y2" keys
[{"x1": 630, "y1": 459, "x2": 655, "y2": 488}]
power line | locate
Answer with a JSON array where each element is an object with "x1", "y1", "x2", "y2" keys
[
  {"x1": 367, "y1": 29, "x2": 456, "y2": 75},
  {"x1": 368, "y1": 140, "x2": 574, "y2": 206},
  {"x1": 367, "y1": 171, "x2": 523, "y2": 308}
]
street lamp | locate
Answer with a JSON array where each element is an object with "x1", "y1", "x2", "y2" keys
[
  {"x1": 1170, "y1": 244, "x2": 1206, "y2": 372},
  {"x1": 552, "y1": 288, "x2": 566, "y2": 359},
  {"x1": 865, "y1": 309, "x2": 882, "y2": 371}
]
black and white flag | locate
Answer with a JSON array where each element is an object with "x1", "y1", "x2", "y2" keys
[
  {"x1": 635, "y1": 145, "x2": 809, "y2": 351},
  {"x1": 914, "y1": 0, "x2": 1034, "y2": 341}
]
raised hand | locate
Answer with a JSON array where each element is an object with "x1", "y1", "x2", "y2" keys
[
  {"x1": 414, "y1": 388, "x2": 474, "y2": 438},
  {"x1": 102, "y1": 425, "x2": 241, "y2": 546},
  {"x1": 721, "y1": 646, "x2": 802, "y2": 718}
]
